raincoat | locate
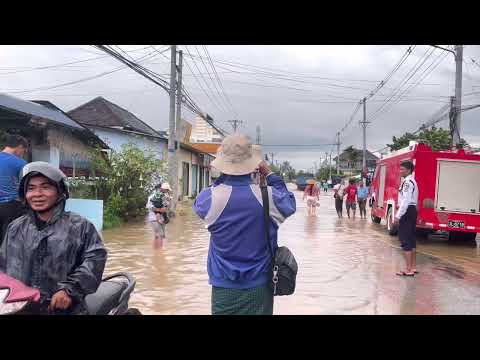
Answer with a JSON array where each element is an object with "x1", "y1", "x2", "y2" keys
[{"x1": 0, "y1": 200, "x2": 107, "y2": 313}]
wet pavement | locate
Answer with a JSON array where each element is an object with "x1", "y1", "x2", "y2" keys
[{"x1": 103, "y1": 185, "x2": 480, "y2": 315}]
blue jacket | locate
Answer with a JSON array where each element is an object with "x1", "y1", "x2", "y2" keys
[{"x1": 193, "y1": 174, "x2": 296, "y2": 289}]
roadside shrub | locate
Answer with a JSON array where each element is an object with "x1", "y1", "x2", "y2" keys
[{"x1": 89, "y1": 143, "x2": 167, "y2": 227}]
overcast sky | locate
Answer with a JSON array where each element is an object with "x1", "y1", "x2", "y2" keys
[{"x1": 2, "y1": 45, "x2": 480, "y2": 170}]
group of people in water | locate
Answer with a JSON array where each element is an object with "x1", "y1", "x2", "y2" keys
[{"x1": 303, "y1": 177, "x2": 370, "y2": 219}]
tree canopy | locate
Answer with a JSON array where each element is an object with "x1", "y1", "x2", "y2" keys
[{"x1": 387, "y1": 126, "x2": 468, "y2": 151}]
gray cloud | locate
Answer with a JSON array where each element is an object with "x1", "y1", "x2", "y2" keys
[{"x1": 1, "y1": 45, "x2": 480, "y2": 170}]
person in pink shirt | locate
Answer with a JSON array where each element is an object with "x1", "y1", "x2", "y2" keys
[{"x1": 303, "y1": 179, "x2": 320, "y2": 216}]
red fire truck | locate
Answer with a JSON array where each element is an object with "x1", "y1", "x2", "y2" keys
[{"x1": 370, "y1": 141, "x2": 480, "y2": 242}]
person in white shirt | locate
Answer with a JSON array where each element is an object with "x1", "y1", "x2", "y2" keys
[
  {"x1": 333, "y1": 180, "x2": 346, "y2": 218},
  {"x1": 395, "y1": 161, "x2": 419, "y2": 277}
]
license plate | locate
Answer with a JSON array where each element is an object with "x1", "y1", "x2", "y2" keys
[{"x1": 448, "y1": 220, "x2": 465, "y2": 229}]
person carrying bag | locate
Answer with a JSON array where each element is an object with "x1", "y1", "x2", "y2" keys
[
  {"x1": 193, "y1": 134, "x2": 297, "y2": 315},
  {"x1": 261, "y1": 184, "x2": 298, "y2": 296}
]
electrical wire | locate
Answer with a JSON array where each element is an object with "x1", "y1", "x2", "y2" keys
[
  {"x1": 183, "y1": 45, "x2": 227, "y2": 115},
  {"x1": 367, "y1": 47, "x2": 438, "y2": 122},
  {"x1": 370, "y1": 50, "x2": 449, "y2": 122},
  {"x1": 0, "y1": 45, "x2": 155, "y2": 75},
  {"x1": 5, "y1": 49, "x2": 161, "y2": 94},
  {"x1": 202, "y1": 45, "x2": 239, "y2": 119},
  {"x1": 193, "y1": 45, "x2": 232, "y2": 116}
]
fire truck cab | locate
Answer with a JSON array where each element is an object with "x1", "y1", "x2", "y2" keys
[{"x1": 370, "y1": 141, "x2": 480, "y2": 242}]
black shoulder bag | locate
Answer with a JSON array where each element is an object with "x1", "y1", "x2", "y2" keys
[{"x1": 261, "y1": 184, "x2": 298, "y2": 296}]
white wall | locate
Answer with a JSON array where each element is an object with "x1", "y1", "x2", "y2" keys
[
  {"x1": 91, "y1": 127, "x2": 167, "y2": 160},
  {"x1": 31, "y1": 143, "x2": 60, "y2": 167}
]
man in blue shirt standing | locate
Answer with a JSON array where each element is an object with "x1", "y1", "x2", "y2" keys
[
  {"x1": 193, "y1": 134, "x2": 296, "y2": 315},
  {"x1": 0, "y1": 134, "x2": 28, "y2": 244},
  {"x1": 357, "y1": 180, "x2": 369, "y2": 219}
]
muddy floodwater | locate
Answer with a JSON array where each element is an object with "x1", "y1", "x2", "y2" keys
[{"x1": 103, "y1": 185, "x2": 480, "y2": 315}]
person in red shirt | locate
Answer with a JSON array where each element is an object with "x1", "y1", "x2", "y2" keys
[{"x1": 344, "y1": 178, "x2": 358, "y2": 219}]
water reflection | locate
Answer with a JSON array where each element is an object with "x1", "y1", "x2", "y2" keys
[{"x1": 102, "y1": 190, "x2": 480, "y2": 315}]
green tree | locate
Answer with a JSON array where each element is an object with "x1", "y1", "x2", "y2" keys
[
  {"x1": 278, "y1": 161, "x2": 296, "y2": 181},
  {"x1": 387, "y1": 132, "x2": 416, "y2": 151},
  {"x1": 87, "y1": 143, "x2": 167, "y2": 228},
  {"x1": 316, "y1": 166, "x2": 336, "y2": 181},
  {"x1": 387, "y1": 126, "x2": 468, "y2": 151}
]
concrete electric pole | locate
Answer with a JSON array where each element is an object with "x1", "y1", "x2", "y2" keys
[
  {"x1": 171, "y1": 49, "x2": 183, "y2": 212},
  {"x1": 360, "y1": 97, "x2": 369, "y2": 170},
  {"x1": 256, "y1": 125, "x2": 261, "y2": 145},
  {"x1": 336, "y1": 132, "x2": 341, "y2": 175},
  {"x1": 168, "y1": 45, "x2": 178, "y2": 211},
  {"x1": 228, "y1": 119, "x2": 243, "y2": 132},
  {"x1": 268, "y1": 152, "x2": 275, "y2": 166},
  {"x1": 329, "y1": 152, "x2": 332, "y2": 181},
  {"x1": 453, "y1": 45, "x2": 463, "y2": 145}
]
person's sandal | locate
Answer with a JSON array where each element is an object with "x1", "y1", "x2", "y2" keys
[{"x1": 396, "y1": 271, "x2": 415, "y2": 277}]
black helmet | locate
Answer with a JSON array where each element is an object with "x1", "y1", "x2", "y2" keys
[{"x1": 18, "y1": 161, "x2": 69, "y2": 201}]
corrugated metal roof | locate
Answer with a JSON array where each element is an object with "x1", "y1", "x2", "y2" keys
[{"x1": 0, "y1": 93, "x2": 84, "y2": 130}]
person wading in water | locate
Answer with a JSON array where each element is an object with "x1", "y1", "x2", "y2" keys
[
  {"x1": 193, "y1": 134, "x2": 296, "y2": 315},
  {"x1": 303, "y1": 179, "x2": 320, "y2": 216},
  {"x1": 333, "y1": 180, "x2": 346, "y2": 218}
]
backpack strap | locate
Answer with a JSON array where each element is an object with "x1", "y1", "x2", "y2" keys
[{"x1": 261, "y1": 184, "x2": 275, "y2": 261}]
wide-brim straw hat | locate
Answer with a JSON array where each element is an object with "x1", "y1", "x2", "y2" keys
[
  {"x1": 307, "y1": 179, "x2": 316, "y2": 185},
  {"x1": 211, "y1": 134, "x2": 263, "y2": 175},
  {"x1": 161, "y1": 182, "x2": 172, "y2": 191}
]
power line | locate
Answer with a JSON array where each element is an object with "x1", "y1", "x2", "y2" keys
[
  {"x1": 93, "y1": 45, "x2": 170, "y2": 92},
  {"x1": 203, "y1": 45, "x2": 239, "y2": 119},
  {"x1": 183, "y1": 45, "x2": 227, "y2": 115},
  {"x1": 0, "y1": 45, "x2": 156, "y2": 75},
  {"x1": 182, "y1": 50, "x2": 445, "y2": 87},
  {"x1": 370, "y1": 50, "x2": 449, "y2": 122},
  {"x1": 367, "y1": 47, "x2": 438, "y2": 122},
  {"x1": 4, "y1": 49, "x2": 162, "y2": 94},
  {"x1": 365, "y1": 45, "x2": 415, "y2": 100},
  {"x1": 184, "y1": 46, "x2": 223, "y2": 117},
  {"x1": 194, "y1": 45, "x2": 232, "y2": 116},
  {"x1": 335, "y1": 46, "x2": 415, "y2": 141}
]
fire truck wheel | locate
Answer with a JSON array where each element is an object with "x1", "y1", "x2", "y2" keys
[
  {"x1": 371, "y1": 212, "x2": 381, "y2": 224},
  {"x1": 387, "y1": 208, "x2": 398, "y2": 236}
]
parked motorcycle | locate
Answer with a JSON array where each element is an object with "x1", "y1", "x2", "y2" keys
[{"x1": 0, "y1": 272, "x2": 140, "y2": 315}]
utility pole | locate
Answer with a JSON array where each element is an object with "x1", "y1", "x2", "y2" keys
[
  {"x1": 269, "y1": 152, "x2": 275, "y2": 166},
  {"x1": 336, "y1": 132, "x2": 341, "y2": 175},
  {"x1": 360, "y1": 97, "x2": 369, "y2": 170},
  {"x1": 171, "y1": 49, "x2": 183, "y2": 212},
  {"x1": 228, "y1": 119, "x2": 243, "y2": 132},
  {"x1": 256, "y1": 125, "x2": 261, "y2": 145},
  {"x1": 168, "y1": 45, "x2": 178, "y2": 211},
  {"x1": 453, "y1": 45, "x2": 463, "y2": 145},
  {"x1": 329, "y1": 152, "x2": 332, "y2": 181}
]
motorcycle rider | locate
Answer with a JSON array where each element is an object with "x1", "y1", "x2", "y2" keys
[{"x1": 0, "y1": 162, "x2": 107, "y2": 314}]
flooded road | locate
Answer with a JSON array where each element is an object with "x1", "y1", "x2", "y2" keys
[{"x1": 103, "y1": 186, "x2": 480, "y2": 315}]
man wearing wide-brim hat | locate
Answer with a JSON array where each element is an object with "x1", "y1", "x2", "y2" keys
[{"x1": 193, "y1": 133, "x2": 296, "y2": 315}]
